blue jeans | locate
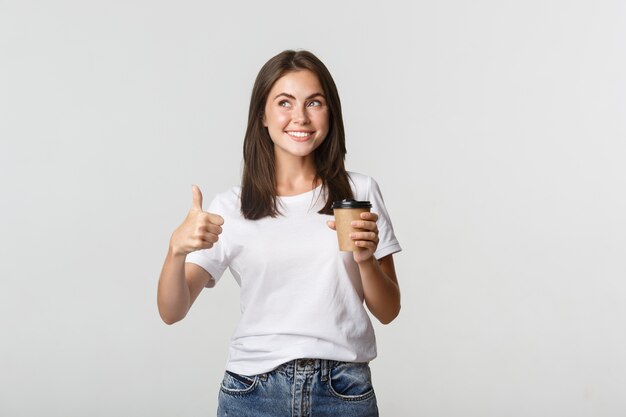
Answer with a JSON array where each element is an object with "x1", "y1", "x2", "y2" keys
[{"x1": 217, "y1": 358, "x2": 379, "y2": 417}]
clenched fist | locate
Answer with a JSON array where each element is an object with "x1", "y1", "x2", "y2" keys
[{"x1": 169, "y1": 185, "x2": 224, "y2": 256}]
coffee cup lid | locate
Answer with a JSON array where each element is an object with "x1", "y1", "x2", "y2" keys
[{"x1": 332, "y1": 199, "x2": 372, "y2": 209}]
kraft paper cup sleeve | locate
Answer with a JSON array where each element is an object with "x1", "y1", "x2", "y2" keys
[{"x1": 332, "y1": 199, "x2": 372, "y2": 252}]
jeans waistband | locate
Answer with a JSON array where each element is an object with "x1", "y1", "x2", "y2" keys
[{"x1": 272, "y1": 358, "x2": 333, "y2": 381}]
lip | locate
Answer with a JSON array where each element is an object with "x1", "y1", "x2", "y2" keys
[{"x1": 285, "y1": 130, "x2": 315, "y2": 142}]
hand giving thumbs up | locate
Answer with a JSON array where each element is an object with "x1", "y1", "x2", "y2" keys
[{"x1": 169, "y1": 185, "x2": 224, "y2": 256}]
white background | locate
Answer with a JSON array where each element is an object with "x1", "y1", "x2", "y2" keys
[{"x1": 1, "y1": 1, "x2": 625, "y2": 416}]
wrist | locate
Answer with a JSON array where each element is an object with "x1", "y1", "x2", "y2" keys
[
  {"x1": 168, "y1": 244, "x2": 187, "y2": 258},
  {"x1": 356, "y1": 256, "x2": 378, "y2": 269}
]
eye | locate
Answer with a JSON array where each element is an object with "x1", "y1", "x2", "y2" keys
[
  {"x1": 307, "y1": 100, "x2": 322, "y2": 107},
  {"x1": 278, "y1": 100, "x2": 291, "y2": 108}
]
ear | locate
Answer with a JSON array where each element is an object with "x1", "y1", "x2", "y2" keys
[{"x1": 261, "y1": 112, "x2": 267, "y2": 127}]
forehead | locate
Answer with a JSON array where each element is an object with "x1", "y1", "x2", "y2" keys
[{"x1": 268, "y1": 70, "x2": 323, "y2": 96}]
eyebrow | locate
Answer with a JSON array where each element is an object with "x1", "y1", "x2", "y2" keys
[{"x1": 273, "y1": 92, "x2": 325, "y2": 101}]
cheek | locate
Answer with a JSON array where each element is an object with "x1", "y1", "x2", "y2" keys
[
  {"x1": 266, "y1": 110, "x2": 289, "y2": 128},
  {"x1": 313, "y1": 112, "x2": 329, "y2": 131},
  {"x1": 263, "y1": 107, "x2": 278, "y2": 126}
]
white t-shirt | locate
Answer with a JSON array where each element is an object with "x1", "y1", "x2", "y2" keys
[{"x1": 185, "y1": 172, "x2": 401, "y2": 375}]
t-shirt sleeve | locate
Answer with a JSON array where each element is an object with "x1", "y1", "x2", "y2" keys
[
  {"x1": 184, "y1": 195, "x2": 229, "y2": 286},
  {"x1": 367, "y1": 177, "x2": 402, "y2": 260}
]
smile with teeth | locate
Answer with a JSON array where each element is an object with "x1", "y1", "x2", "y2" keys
[{"x1": 286, "y1": 131, "x2": 314, "y2": 139}]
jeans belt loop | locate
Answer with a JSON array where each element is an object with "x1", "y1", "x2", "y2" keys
[{"x1": 321, "y1": 360, "x2": 329, "y2": 382}]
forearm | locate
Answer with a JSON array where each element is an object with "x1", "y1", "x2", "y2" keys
[
  {"x1": 157, "y1": 248, "x2": 191, "y2": 324},
  {"x1": 358, "y1": 257, "x2": 401, "y2": 324}
]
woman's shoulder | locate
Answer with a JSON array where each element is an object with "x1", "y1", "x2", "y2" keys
[
  {"x1": 345, "y1": 171, "x2": 376, "y2": 201},
  {"x1": 207, "y1": 186, "x2": 242, "y2": 213},
  {"x1": 346, "y1": 171, "x2": 390, "y2": 204},
  {"x1": 346, "y1": 171, "x2": 377, "y2": 190},
  {"x1": 346, "y1": 171, "x2": 373, "y2": 185}
]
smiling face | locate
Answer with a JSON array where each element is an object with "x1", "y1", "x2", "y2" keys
[{"x1": 263, "y1": 70, "x2": 329, "y2": 162}]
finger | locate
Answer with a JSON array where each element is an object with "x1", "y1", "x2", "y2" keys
[
  {"x1": 360, "y1": 212, "x2": 379, "y2": 221},
  {"x1": 350, "y1": 231, "x2": 379, "y2": 242},
  {"x1": 194, "y1": 238, "x2": 213, "y2": 250},
  {"x1": 202, "y1": 223, "x2": 223, "y2": 235},
  {"x1": 326, "y1": 220, "x2": 336, "y2": 230},
  {"x1": 199, "y1": 212, "x2": 223, "y2": 227},
  {"x1": 351, "y1": 220, "x2": 378, "y2": 232},
  {"x1": 201, "y1": 232, "x2": 219, "y2": 244},
  {"x1": 207, "y1": 213, "x2": 224, "y2": 226},
  {"x1": 354, "y1": 240, "x2": 377, "y2": 250},
  {"x1": 191, "y1": 185, "x2": 203, "y2": 211},
  {"x1": 197, "y1": 222, "x2": 223, "y2": 236}
]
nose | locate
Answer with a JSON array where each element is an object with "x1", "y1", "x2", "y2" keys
[{"x1": 293, "y1": 105, "x2": 310, "y2": 124}]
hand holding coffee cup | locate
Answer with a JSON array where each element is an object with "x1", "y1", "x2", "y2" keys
[{"x1": 327, "y1": 199, "x2": 380, "y2": 264}]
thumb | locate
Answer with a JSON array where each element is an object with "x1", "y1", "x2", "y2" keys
[
  {"x1": 191, "y1": 184, "x2": 203, "y2": 211},
  {"x1": 326, "y1": 220, "x2": 336, "y2": 230}
]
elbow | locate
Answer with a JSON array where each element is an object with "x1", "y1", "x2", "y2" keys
[
  {"x1": 158, "y1": 308, "x2": 186, "y2": 325},
  {"x1": 161, "y1": 316, "x2": 180, "y2": 325},
  {"x1": 157, "y1": 295, "x2": 190, "y2": 325},
  {"x1": 378, "y1": 304, "x2": 401, "y2": 325}
]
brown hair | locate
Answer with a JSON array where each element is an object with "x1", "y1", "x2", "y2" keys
[{"x1": 241, "y1": 49, "x2": 354, "y2": 219}]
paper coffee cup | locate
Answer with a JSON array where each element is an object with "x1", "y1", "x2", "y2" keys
[{"x1": 332, "y1": 199, "x2": 372, "y2": 252}]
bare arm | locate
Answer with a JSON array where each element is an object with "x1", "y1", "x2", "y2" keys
[
  {"x1": 327, "y1": 212, "x2": 401, "y2": 324},
  {"x1": 157, "y1": 185, "x2": 223, "y2": 325},
  {"x1": 357, "y1": 254, "x2": 400, "y2": 324},
  {"x1": 157, "y1": 251, "x2": 213, "y2": 324}
]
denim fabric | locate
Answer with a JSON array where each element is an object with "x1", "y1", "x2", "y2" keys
[{"x1": 217, "y1": 359, "x2": 379, "y2": 417}]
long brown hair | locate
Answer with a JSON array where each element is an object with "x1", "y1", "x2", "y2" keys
[{"x1": 241, "y1": 50, "x2": 353, "y2": 219}]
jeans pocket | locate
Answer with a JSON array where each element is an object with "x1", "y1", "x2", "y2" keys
[
  {"x1": 220, "y1": 370, "x2": 259, "y2": 395},
  {"x1": 328, "y1": 362, "x2": 376, "y2": 401}
]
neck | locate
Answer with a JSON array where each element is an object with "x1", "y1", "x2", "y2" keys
[{"x1": 274, "y1": 153, "x2": 319, "y2": 196}]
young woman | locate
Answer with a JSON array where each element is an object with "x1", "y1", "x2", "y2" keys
[{"x1": 157, "y1": 49, "x2": 401, "y2": 417}]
